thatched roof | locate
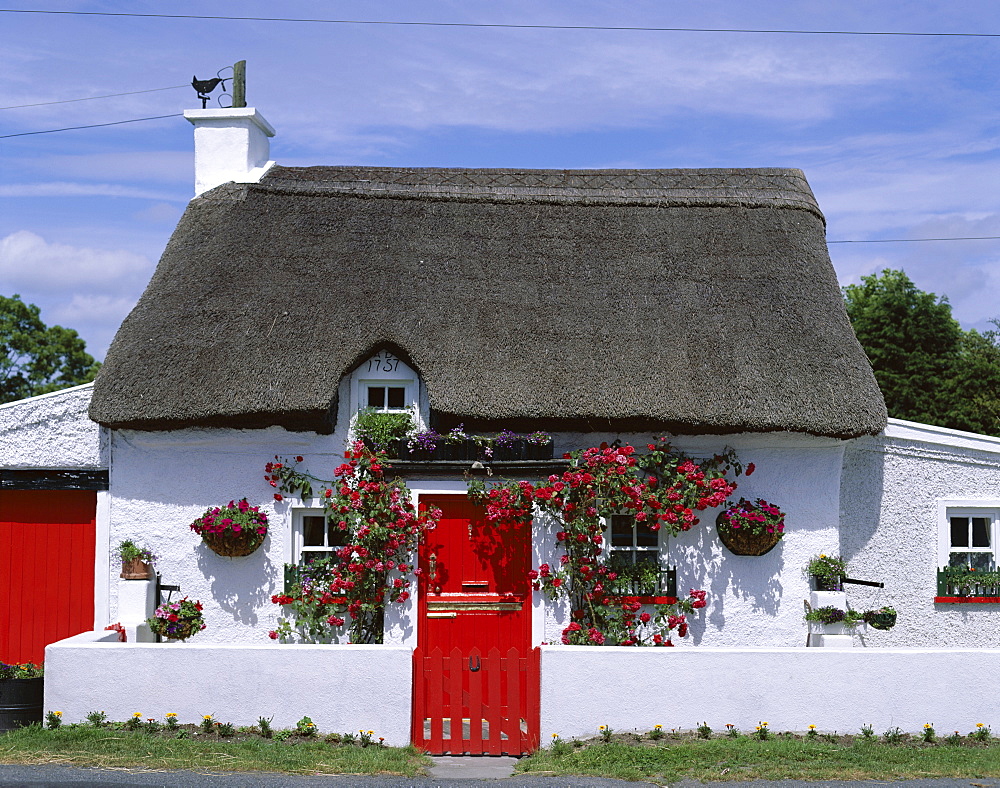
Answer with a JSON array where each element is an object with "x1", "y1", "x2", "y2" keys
[{"x1": 90, "y1": 166, "x2": 886, "y2": 438}]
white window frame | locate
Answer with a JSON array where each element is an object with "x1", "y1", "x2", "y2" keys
[
  {"x1": 291, "y1": 508, "x2": 347, "y2": 566},
  {"x1": 937, "y1": 500, "x2": 1000, "y2": 570},
  {"x1": 605, "y1": 513, "x2": 663, "y2": 567}
]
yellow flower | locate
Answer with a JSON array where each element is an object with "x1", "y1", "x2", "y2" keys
[
  {"x1": 53, "y1": 711, "x2": 63, "y2": 717},
  {"x1": 654, "y1": 725, "x2": 662, "y2": 730},
  {"x1": 132, "y1": 712, "x2": 142, "y2": 718},
  {"x1": 203, "y1": 715, "x2": 213, "y2": 720},
  {"x1": 755, "y1": 726, "x2": 762, "y2": 731},
  {"x1": 367, "y1": 730, "x2": 374, "y2": 735},
  {"x1": 808, "y1": 724, "x2": 816, "y2": 730},
  {"x1": 978, "y1": 723, "x2": 985, "y2": 728},
  {"x1": 924, "y1": 723, "x2": 933, "y2": 729},
  {"x1": 552, "y1": 733, "x2": 559, "y2": 739},
  {"x1": 165, "y1": 713, "x2": 177, "y2": 718}
]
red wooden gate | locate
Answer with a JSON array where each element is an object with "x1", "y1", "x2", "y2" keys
[
  {"x1": 414, "y1": 494, "x2": 539, "y2": 754},
  {"x1": 0, "y1": 490, "x2": 96, "y2": 664},
  {"x1": 412, "y1": 645, "x2": 540, "y2": 755}
]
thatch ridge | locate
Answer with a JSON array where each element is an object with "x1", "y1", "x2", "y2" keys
[{"x1": 90, "y1": 165, "x2": 885, "y2": 438}]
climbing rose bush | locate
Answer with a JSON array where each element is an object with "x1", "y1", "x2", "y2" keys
[
  {"x1": 267, "y1": 444, "x2": 441, "y2": 644},
  {"x1": 468, "y1": 439, "x2": 747, "y2": 646}
]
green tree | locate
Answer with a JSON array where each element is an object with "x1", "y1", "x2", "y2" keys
[
  {"x1": 844, "y1": 269, "x2": 1000, "y2": 437},
  {"x1": 0, "y1": 294, "x2": 100, "y2": 404}
]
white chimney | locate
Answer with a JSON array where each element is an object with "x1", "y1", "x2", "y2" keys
[{"x1": 183, "y1": 108, "x2": 275, "y2": 197}]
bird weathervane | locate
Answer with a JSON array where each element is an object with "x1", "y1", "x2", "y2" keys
[{"x1": 191, "y1": 60, "x2": 247, "y2": 109}]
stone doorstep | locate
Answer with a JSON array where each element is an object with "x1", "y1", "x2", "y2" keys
[{"x1": 427, "y1": 755, "x2": 520, "y2": 779}]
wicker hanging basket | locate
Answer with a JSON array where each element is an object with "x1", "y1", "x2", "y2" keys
[
  {"x1": 716, "y1": 512, "x2": 783, "y2": 556},
  {"x1": 201, "y1": 529, "x2": 264, "y2": 557}
]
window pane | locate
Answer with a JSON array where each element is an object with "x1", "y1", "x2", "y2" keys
[
  {"x1": 327, "y1": 521, "x2": 347, "y2": 548},
  {"x1": 971, "y1": 552, "x2": 994, "y2": 571},
  {"x1": 635, "y1": 522, "x2": 658, "y2": 547},
  {"x1": 951, "y1": 517, "x2": 970, "y2": 548},
  {"x1": 611, "y1": 515, "x2": 634, "y2": 547},
  {"x1": 972, "y1": 517, "x2": 991, "y2": 548},
  {"x1": 302, "y1": 551, "x2": 332, "y2": 565},
  {"x1": 367, "y1": 386, "x2": 385, "y2": 408},
  {"x1": 303, "y1": 516, "x2": 325, "y2": 547},
  {"x1": 635, "y1": 551, "x2": 659, "y2": 565},
  {"x1": 387, "y1": 386, "x2": 405, "y2": 408}
]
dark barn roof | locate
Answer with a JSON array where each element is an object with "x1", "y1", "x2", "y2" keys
[{"x1": 90, "y1": 166, "x2": 887, "y2": 438}]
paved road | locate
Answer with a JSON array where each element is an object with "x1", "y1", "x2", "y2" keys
[{"x1": 0, "y1": 766, "x2": 998, "y2": 788}]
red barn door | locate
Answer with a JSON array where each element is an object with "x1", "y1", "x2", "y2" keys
[
  {"x1": 413, "y1": 494, "x2": 539, "y2": 755},
  {"x1": 0, "y1": 490, "x2": 96, "y2": 664}
]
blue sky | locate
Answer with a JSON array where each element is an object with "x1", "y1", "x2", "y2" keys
[{"x1": 3, "y1": 1, "x2": 1000, "y2": 360}]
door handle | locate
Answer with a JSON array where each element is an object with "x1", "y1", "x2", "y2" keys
[
  {"x1": 469, "y1": 656, "x2": 481, "y2": 672},
  {"x1": 428, "y1": 552, "x2": 437, "y2": 582}
]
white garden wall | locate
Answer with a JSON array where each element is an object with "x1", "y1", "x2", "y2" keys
[
  {"x1": 842, "y1": 418, "x2": 1000, "y2": 647},
  {"x1": 542, "y1": 645, "x2": 1000, "y2": 739},
  {"x1": 44, "y1": 632, "x2": 412, "y2": 745}
]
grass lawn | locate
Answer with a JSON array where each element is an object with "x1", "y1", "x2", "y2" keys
[
  {"x1": 518, "y1": 731, "x2": 1000, "y2": 783},
  {"x1": 0, "y1": 725, "x2": 428, "y2": 777}
]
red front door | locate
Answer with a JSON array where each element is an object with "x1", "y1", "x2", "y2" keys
[
  {"x1": 418, "y1": 494, "x2": 531, "y2": 653},
  {"x1": 413, "y1": 493, "x2": 538, "y2": 754},
  {"x1": 0, "y1": 490, "x2": 96, "y2": 664}
]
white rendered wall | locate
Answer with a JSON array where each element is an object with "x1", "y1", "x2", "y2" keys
[
  {"x1": 542, "y1": 645, "x2": 1000, "y2": 739},
  {"x1": 45, "y1": 633, "x2": 411, "y2": 745},
  {"x1": 536, "y1": 431, "x2": 845, "y2": 649},
  {"x1": 0, "y1": 383, "x2": 104, "y2": 469},
  {"x1": 108, "y1": 423, "x2": 841, "y2": 648},
  {"x1": 841, "y1": 419, "x2": 1000, "y2": 647}
]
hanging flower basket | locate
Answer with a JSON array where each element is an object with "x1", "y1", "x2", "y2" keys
[
  {"x1": 863, "y1": 606, "x2": 897, "y2": 631},
  {"x1": 189, "y1": 499, "x2": 268, "y2": 558},
  {"x1": 147, "y1": 597, "x2": 205, "y2": 641},
  {"x1": 716, "y1": 514, "x2": 783, "y2": 556},
  {"x1": 200, "y1": 529, "x2": 264, "y2": 557},
  {"x1": 715, "y1": 499, "x2": 786, "y2": 556}
]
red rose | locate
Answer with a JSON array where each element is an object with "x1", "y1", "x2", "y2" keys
[
  {"x1": 274, "y1": 493, "x2": 283, "y2": 501},
  {"x1": 745, "y1": 462, "x2": 755, "y2": 476}
]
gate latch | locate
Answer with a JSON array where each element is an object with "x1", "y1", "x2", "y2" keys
[{"x1": 469, "y1": 655, "x2": 481, "y2": 672}]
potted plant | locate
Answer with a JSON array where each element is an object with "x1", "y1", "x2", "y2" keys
[
  {"x1": 494, "y1": 429, "x2": 525, "y2": 461},
  {"x1": 353, "y1": 407, "x2": 414, "y2": 458},
  {"x1": 0, "y1": 662, "x2": 43, "y2": 732},
  {"x1": 525, "y1": 430, "x2": 553, "y2": 460},
  {"x1": 807, "y1": 554, "x2": 847, "y2": 591},
  {"x1": 473, "y1": 435, "x2": 495, "y2": 462},
  {"x1": 805, "y1": 605, "x2": 864, "y2": 635},
  {"x1": 117, "y1": 539, "x2": 155, "y2": 579},
  {"x1": 189, "y1": 498, "x2": 269, "y2": 557},
  {"x1": 147, "y1": 597, "x2": 205, "y2": 641},
  {"x1": 443, "y1": 424, "x2": 472, "y2": 460},
  {"x1": 715, "y1": 498, "x2": 786, "y2": 556},
  {"x1": 863, "y1": 606, "x2": 897, "y2": 631},
  {"x1": 407, "y1": 428, "x2": 443, "y2": 460}
]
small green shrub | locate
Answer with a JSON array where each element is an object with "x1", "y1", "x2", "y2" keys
[
  {"x1": 85, "y1": 710, "x2": 107, "y2": 728},
  {"x1": 354, "y1": 408, "x2": 414, "y2": 449},
  {"x1": 44, "y1": 711, "x2": 62, "y2": 730},
  {"x1": 696, "y1": 722, "x2": 712, "y2": 739}
]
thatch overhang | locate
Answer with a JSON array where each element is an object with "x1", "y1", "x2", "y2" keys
[{"x1": 90, "y1": 166, "x2": 887, "y2": 438}]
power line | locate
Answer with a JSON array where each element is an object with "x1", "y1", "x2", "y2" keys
[
  {"x1": 0, "y1": 113, "x2": 183, "y2": 139},
  {"x1": 1, "y1": 8, "x2": 999, "y2": 38},
  {"x1": 0, "y1": 85, "x2": 187, "y2": 111},
  {"x1": 828, "y1": 236, "x2": 1000, "y2": 243}
]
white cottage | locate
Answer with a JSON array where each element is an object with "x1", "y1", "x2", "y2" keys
[{"x1": 3, "y1": 106, "x2": 1000, "y2": 751}]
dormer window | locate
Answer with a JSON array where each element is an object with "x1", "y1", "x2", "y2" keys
[{"x1": 346, "y1": 350, "x2": 425, "y2": 433}]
